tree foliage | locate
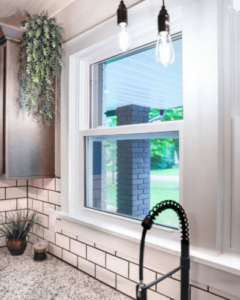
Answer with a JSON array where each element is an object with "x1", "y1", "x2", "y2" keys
[
  {"x1": 19, "y1": 11, "x2": 62, "y2": 122},
  {"x1": 149, "y1": 107, "x2": 183, "y2": 168}
]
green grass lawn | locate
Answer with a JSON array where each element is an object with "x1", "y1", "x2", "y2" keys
[
  {"x1": 106, "y1": 167, "x2": 179, "y2": 228},
  {"x1": 150, "y1": 166, "x2": 179, "y2": 176}
]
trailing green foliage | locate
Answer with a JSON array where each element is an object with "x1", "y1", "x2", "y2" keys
[
  {"x1": 0, "y1": 210, "x2": 37, "y2": 239},
  {"x1": 19, "y1": 11, "x2": 62, "y2": 122}
]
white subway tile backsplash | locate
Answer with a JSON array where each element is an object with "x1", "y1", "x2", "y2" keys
[
  {"x1": 191, "y1": 287, "x2": 224, "y2": 300},
  {"x1": 17, "y1": 198, "x2": 28, "y2": 209},
  {"x1": 0, "y1": 225, "x2": 4, "y2": 236},
  {"x1": 32, "y1": 225, "x2": 44, "y2": 238},
  {"x1": 129, "y1": 263, "x2": 156, "y2": 290},
  {"x1": 43, "y1": 202, "x2": 55, "y2": 215},
  {"x1": 28, "y1": 198, "x2": 33, "y2": 209},
  {"x1": 157, "y1": 276, "x2": 180, "y2": 300},
  {"x1": 37, "y1": 189, "x2": 48, "y2": 202},
  {"x1": 147, "y1": 290, "x2": 169, "y2": 300},
  {"x1": 17, "y1": 180, "x2": 27, "y2": 186},
  {"x1": 31, "y1": 235, "x2": 41, "y2": 245},
  {"x1": 106, "y1": 254, "x2": 128, "y2": 277},
  {"x1": 56, "y1": 219, "x2": 62, "y2": 233},
  {"x1": 6, "y1": 210, "x2": 25, "y2": 220},
  {"x1": 0, "y1": 199, "x2": 16, "y2": 212},
  {"x1": 0, "y1": 212, "x2": 5, "y2": 224},
  {"x1": 1, "y1": 177, "x2": 230, "y2": 300},
  {"x1": 96, "y1": 265, "x2": 115, "y2": 288},
  {"x1": 0, "y1": 189, "x2": 5, "y2": 200},
  {"x1": 95, "y1": 244, "x2": 115, "y2": 255},
  {"x1": 28, "y1": 233, "x2": 39, "y2": 244},
  {"x1": 49, "y1": 243, "x2": 62, "y2": 259},
  {"x1": 49, "y1": 191, "x2": 61, "y2": 205},
  {"x1": 32, "y1": 200, "x2": 43, "y2": 213},
  {"x1": 63, "y1": 249, "x2": 77, "y2": 267},
  {"x1": 71, "y1": 239, "x2": 86, "y2": 258},
  {"x1": 44, "y1": 228, "x2": 55, "y2": 243},
  {"x1": 43, "y1": 179, "x2": 55, "y2": 190},
  {"x1": 87, "y1": 246, "x2": 105, "y2": 267},
  {"x1": 117, "y1": 275, "x2": 136, "y2": 298},
  {"x1": 56, "y1": 178, "x2": 61, "y2": 192},
  {"x1": 32, "y1": 179, "x2": 43, "y2": 188},
  {"x1": 172, "y1": 271, "x2": 208, "y2": 291},
  {"x1": 0, "y1": 180, "x2": 16, "y2": 188},
  {"x1": 77, "y1": 236, "x2": 94, "y2": 247},
  {"x1": 56, "y1": 233, "x2": 70, "y2": 250},
  {"x1": 209, "y1": 288, "x2": 240, "y2": 300},
  {"x1": 116, "y1": 252, "x2": 139, "y2": 265},
  {"x1": 55, "y1": 205, "x2": 61, "y2": 211},
  {"x1": 62, "y1": 230, "x2": 77, "y2": 239},
  {"x1": 6, "y1": 187, "x2": 27, "y2": 199},
  {"x1": 78, "y1": 257, "x2": 95, "y2": 277},
  {"x1": 38, "y1": 213, "x2": 49, "y2": 228},
  {"x1": 28, "y1": 187, "x2": 36, "y2": 199}
]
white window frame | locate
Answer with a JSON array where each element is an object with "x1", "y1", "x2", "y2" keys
[
  {"x1": 221, "y1": 0, "x2": 240, "y2": 255},
  {"x1": 69, "y1": 32, "x2": 184, "y2": 247},
  {"x1": 58, "y1": 0, "x2": 240, "y2": 264}
]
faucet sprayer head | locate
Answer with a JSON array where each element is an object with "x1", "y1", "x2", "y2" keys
[{"x1": 141, "y1": 216, "x2": 153, "y2": 230}]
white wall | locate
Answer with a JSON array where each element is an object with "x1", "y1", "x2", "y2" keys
[
  {"x1": 233, "y1": 0, "x2": 240, "y2": 11},
  {"x1": 55, "y1": 0, "x2": 143, "y2": 42}
]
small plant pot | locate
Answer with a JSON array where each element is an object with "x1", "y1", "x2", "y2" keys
[{"x1": 6, "y1": 237, "x2": 27, "y2": 256}]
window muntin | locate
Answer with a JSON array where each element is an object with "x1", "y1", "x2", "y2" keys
[
  {"x1": 86, "y1": 132, "x2": 180, "y2": 228},
  {"x1": 91, "y1": 36, "x2": 183, "y2": 128}
]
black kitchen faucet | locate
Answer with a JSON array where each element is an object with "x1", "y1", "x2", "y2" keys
[{"x1": 136, "y1": 200, "x2": 190, "y2": 300}]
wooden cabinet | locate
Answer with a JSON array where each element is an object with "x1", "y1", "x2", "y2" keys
[{"x1": 0, "y1": 27, "x2": 56, "y2": 179}]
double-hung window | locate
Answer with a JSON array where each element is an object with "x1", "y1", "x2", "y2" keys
[{"x1": 83, "y1": 35, "x2": 183, "y2": 229}]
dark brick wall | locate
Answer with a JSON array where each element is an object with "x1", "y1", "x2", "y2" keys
[
  {"x1": 116, "y1": 105, "x2": 150, "y2": 219},
  {"x1": 92, "y1": 141, "x2": 106, "y2": 210},
  {"x1": 116, "y1": 104, "x2": 150, "y2": 126}
]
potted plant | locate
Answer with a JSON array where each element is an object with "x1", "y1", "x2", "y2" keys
[{"x1": 0, "y1": 210, "x2": 37, "y2": 256}]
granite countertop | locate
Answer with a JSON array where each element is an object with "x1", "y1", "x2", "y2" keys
[{"x1": 0, "y1": 247, "x2": 131, "y2": 300}]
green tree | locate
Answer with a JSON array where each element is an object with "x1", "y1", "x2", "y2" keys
[{"x1": 149, "y1": 107, "x2": 183, "y2": 169}]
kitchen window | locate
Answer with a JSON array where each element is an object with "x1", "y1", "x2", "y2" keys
[
  {"x1": 59, "y1": 0, "x2": 238, "y2": 270},
  {"x1": 85, "y1": 36, "x2": 183, "y2": 229}
]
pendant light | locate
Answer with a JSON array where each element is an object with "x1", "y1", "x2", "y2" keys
[
  {"x1": 156, "y1": 0, "x2": 175, "y2": 67},
  {"x1": 117, "y1": 0, "x2": 131, "y2": 52}
]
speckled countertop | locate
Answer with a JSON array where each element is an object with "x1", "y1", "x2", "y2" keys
[{"x1": 0, "y1": 247, "x2": 131, "y2": 300}]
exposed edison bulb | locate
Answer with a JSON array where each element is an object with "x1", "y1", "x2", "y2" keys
[
  {"x1": 117, "y1": 22, "x2": 131, "y2": 52},
  {"x1": 156, "y1": 31, "x2": 175, "y2": 67}
]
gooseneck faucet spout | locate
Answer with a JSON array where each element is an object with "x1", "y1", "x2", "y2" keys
[{"x1": 136, "y1": 200, "x2": 190, "y2": 300}]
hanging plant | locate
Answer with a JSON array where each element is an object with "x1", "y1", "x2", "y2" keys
[{"x1": 19, "y1": 11, "x2": 62, "y2": 122}]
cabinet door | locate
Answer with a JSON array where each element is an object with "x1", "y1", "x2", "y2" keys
[
  {"x1": 0, "y1": 46, "x2": 4, "y2": 174},
  {"x1": 5, "y1": 40, "x2": 55, "y2": 179}
]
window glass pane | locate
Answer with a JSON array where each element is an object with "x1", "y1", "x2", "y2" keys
[
  {"x1": 91, "y1": 36, "x2": 183, "y2": 128},
  {"x1": 86, "y1": 132, "x2": 180, "y2": 228}
]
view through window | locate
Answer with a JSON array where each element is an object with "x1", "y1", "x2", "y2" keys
[{"x1": 87, "y1": 36, "x2": 182, "y2": 228}]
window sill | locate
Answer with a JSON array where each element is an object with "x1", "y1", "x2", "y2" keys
[{"x1": 55, "y1": 211, "x2": 240, "y2": 277}]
